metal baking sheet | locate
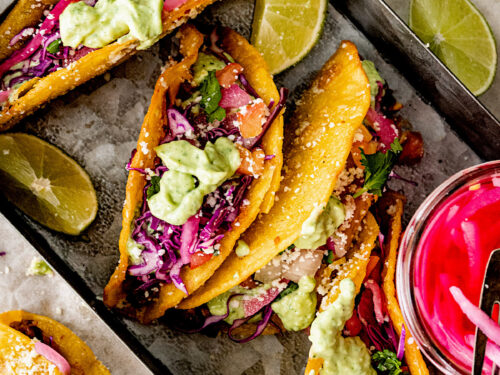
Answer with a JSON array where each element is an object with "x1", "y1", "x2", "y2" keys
[{"x1": 0, "y1": 0, "x2": 494, "y2": 373}]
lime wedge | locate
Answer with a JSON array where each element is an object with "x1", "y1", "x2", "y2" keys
[
  {"x1": 251, "y1": 0, "x2": 327, "y2": 75},
  {"x1": 0, "y1": 133, "x2": 97, "y2": 235},
  {"x1": 409, "y1": 0, "x2": 497, "y2": 95}
]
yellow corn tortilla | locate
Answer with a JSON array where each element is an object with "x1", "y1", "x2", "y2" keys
[
  {"x1": 0, "y1": 310, "x2": 109, "y2": 374},
  {"x1": 103, "y1": 25, "x2": 284, "y2": 323},
  {"x1": 0, "y1": 0, "x2": 218, "y2": 131},
  {"x1": 319, "y1": 211, "x2": 379, "y2": 311},
  {"x1": 0, "y1": 0, "x2": 58, "y2": 62},
  {"x1": 179, "y1": 40, "x2": 371, "y2": 309},
  {"x1": 305, "y1": 195, "x2": 430, "y2": 375},
  {"x1": 380, "y1": 192, "x2": 430, "y2": 375},
  {"x1": 305, "y1": 212, "x2": 378, "y2": 375}
]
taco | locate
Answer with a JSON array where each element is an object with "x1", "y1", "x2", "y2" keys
[
  {"x1": 0, "y1": 0, "x2": 218, "y2": 130},
  {"x1": 173, "y1": 41, "x2": 428, "y2": 373},
  {"x1": 0, "y1": 310, "x2": 109, "y2": 374},
  {"x1": 103, "y1": 24, "x2": 285, "y2": 324}
]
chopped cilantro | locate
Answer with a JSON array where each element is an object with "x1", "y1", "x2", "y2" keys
[
  {"x1": 200, "y1": 71, "x2": 226, "y2": 122},
  {"x1": 353, "y1": 139, "x2": 402, "y2": 198},
  {"x1": 46, "y1": 39, "x2": 62, "y2": 54},
  {"x1": 326, "y1": 250, "x2": 334, "y2": 264},
  {"x1": 274, "y1": 282, "x2": 298, "y2": 302},
  {"x1": 372, "y1": 349, "x2": 407, "y2": 375},
  {"x1": 146, "y1": 176, "x2": 161, "y2": 200},
  {"x1": 208, "y1": 106, "x2": 226, "y2": 123}
]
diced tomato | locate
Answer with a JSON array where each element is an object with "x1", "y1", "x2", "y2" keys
[
  {"x1": 189, "y1": 252, "x2": 213, "y2": 269},
  {"x1": 236, "y1": 101, "x2": 269, "y2": 139},
  {"x1": 216, "y1": 63, "x2": 244, "y2": 88},
  {"x1": 236, "y1": 144, "x2": 265, "y2": 177},
  {"x1": 344, "y1": 311, "x2": 363, "y2": 336}
]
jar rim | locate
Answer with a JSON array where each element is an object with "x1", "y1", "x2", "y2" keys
[{"x1": 396, "y1": 160, "x2": 500, "y2": 374}]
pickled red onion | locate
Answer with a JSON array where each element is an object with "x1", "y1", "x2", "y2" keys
[
  {"x1": 450, "y1": 286, "x2": 500, "y2": 346},
  {"x1": 34, "y1": 341, "x2": 71, "y2": 375}
]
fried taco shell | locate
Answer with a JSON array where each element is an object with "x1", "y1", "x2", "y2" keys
[
  {"x1": 305, "y1": 194, "x2": 429, "y2": 375},
  {"x1": 103, "y1": 25, "x2": 284, "y2": 323},
  {"x1": 0, "y1": 0, "x2": 218, "y2": 130},
  {"x1": 179, "y1": 40, "x2": 371, "y2": 309},
  {"x1": 0, "y1": 310, "x2": 109, "y2": 374},
  {"x1": 379, "y1": 192, "x2": 429, "y2": 375}
]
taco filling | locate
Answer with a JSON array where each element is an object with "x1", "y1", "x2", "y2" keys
[
  {"x1": 117, "y1": 27, "x2": 285, "y2": 309},
  {"x1": 0, "y1": 0, "x2": 186, "y2": 107},
  {"x1": 172, "y1": 55, "x2": 426, "y2": 374},
  {"x1": 0, "y1": 310, "x2": 109, "y2": 374},
  {"x1": 5, "y1": 319, "x2": 72, "y2": 374}
]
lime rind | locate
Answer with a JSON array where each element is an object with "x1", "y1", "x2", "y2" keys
[
  {"x1": 409, "y1": 0, "x2": 497, "y2": 96},
  {"x1": 251, "y1": 0, "x2": 327, "y2": 75}
]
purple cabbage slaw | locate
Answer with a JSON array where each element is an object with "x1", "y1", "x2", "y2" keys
[
  {"x1": 124, "y1": 43, "x2": 284, "y2": 304},
  {"x1": 0, "y1": 0, "x2": 95, "y2": 97}
]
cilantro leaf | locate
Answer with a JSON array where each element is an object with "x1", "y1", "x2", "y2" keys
[
  {"x1": 274, "y1": 282, "x2": 298, "y2": 302},
  {"x1": 46, "y1": 39, "x2": 62, "y2": 54},
  {"x1": 208, "y1": 106, "x2": 226, "y2": 122},
  {"x1": 353, "y1": 139, "x2": 402, "y2": 198},
  {"x1": 326, "y1": 250, "x2": 335, "y2": 264},
  {"x1": 146, "y1": 176, "x2": 161, "y2": 200},
  {"x1": 372, "y1": 349, "x2": 405, "y2": 375},
  {"x1": 200, "y1": 71, "x2": 226, "y2": 122}
]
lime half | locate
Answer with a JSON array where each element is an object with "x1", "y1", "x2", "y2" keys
[
  {"x1": 0, "y1": 133, "x2": 97, "y2": 235},
  {"x1": 410, "y1": 0, "x2": 497, "y2": 95},
  {"x1": 251, "y1": 0, "x2": 327, "y2": 75}
]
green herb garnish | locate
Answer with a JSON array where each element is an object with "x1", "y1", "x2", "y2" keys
[
  {"x1": 46, "y1": 39, "x2": 62, "y2": 54},
  {"x1": 274, "y1": 282, "x2": 298, "y2": 302},
  {"x1": 326, "y1": 250, "x2": 334, "y2": 264},
  {"x1": 353, "y1": 139, "x2": 402, "y2": 198},
  {"x1": 372, "y1": 349, "x2": 406, "y2": 375},
  {"x1": 146, "y1": 176, "x2": 161, "y2": 200},
  {"x1": 200, "y1": 71, "x2": 226, "y2": 122}
]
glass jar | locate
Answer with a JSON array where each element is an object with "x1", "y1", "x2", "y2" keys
[{"x1": 397, "y1": 160, "x2": 500, "y2": 374}]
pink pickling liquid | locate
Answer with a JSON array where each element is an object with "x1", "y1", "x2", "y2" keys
[{"x1": 414, "y1": 173, "x2": 500, "y2": 372}]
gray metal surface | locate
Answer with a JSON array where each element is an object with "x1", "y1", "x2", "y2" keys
[{"x1": 0, "y1": 0, "x2": 495, "y2": 373}]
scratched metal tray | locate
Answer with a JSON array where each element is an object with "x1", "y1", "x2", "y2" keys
[{"x1": 0, "y1": 0, "x2": 498, "y2": 374}]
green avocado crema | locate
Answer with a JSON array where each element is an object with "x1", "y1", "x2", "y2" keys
[
  {"x1": 294, "y1": 196, "x2": 345, "y2": 250},
  {"x1": 308, "y1": 279, "x2": 375, "y2": 375},
  {"x1": 235, "y1": 240, "x2": 250, "y2": 257},
  {"x1": 361, "y1": 60, "x2": 385, "y2": 108},
  {"x1": 192, "y1": 53, "x2": 226, "y2": 85},
  {"x1": 147, "y1": 138, "x2": 240, "y2": 226},
  {"x1": 59, "y1": 0, "x2": 163, "y2": 50},
  {"x1": 207, "y1": 284, "x2": 272, "y2": 324},
  {"x1": 271, "y1": 276, "x2": 317, "y2": 331}
]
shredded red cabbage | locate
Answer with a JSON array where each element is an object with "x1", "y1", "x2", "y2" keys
[
  {"x1": 228, "y1": 303, "x2": 275, "y2": 343},
  {"x1": 164, "y1": 108, "x2": 194, "y2": 142},
  {"x1": 239, "y1": 73, "x2": 260, "y2": 99},
  {"x1": 178, "y1": 293, "x2": 244, "y2": 333},
  {"x1": 0, "y1": 251, "x2": 5, "y2": 256},
  {"x1": 124, "y1": 37, "x2": 282, "y2": 303},
  {"x1": 0, "y1": 0, "x2": 95, "y2": 99}
]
